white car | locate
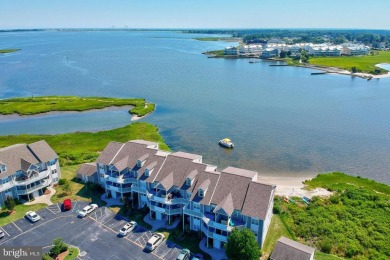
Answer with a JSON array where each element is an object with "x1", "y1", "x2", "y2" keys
[
  {"x1": 25, "y1": 211, "x2": 41, "y2": 222},
  {"x1": 145, "y1": 233, "x2": 165, "y2": 252},
  {"x1": 118, "y1": 221, "x2": 137, "y2": 236},
  {"x1": 78, "y1": 204, "x2": 98, "y2": 217}
]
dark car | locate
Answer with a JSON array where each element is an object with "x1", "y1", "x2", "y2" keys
[
  {"x1": 63, "y1": 199, "x2": 72, "y2": 211},
  {"x1": 0, "y1": 230, "x2": 5, "y2": 239}
]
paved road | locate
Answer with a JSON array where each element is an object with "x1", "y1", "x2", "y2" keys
[{"x1": 0, "y1": 202, "x2": 181, "y2": 260}]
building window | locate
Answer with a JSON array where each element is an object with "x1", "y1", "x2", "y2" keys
[
  {"x1": 251, "y1": 218, "x2": 258, "y2": 225},
  {"x1": 2, "y1": 177, "x2": 10, "y2": 184},
  {"x1": 193, "y1": 203, "x2": 200, "y2": 211},
  {"x1": 198, "y1": 189, "x2": 204, "y2": 197},
  {"x1": 51, "y1": 169, "x2": 57, "y2": 174},
  {"x1": 0, "y1": 164, "x2": 6, "y2": 172},
  {"x1": 186, "y1": 178, "x2": 191, "y2": 186}
]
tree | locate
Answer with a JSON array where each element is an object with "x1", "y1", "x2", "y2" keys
[
  {"x1": 4, "y1": 196, "x2": 16, "y2": 211},
  {"x1": 351, "y1": 66, "x2": 358, "y2": 73},
  {"x1": 49, "y1": 237, "x2": 68, "y2": 258},
  {"x1": 279, "y1": 50, "x2": 287, "y2": 58},
  {"x1": 225, "y1": 228, "x2": 260, "y2": 260}
]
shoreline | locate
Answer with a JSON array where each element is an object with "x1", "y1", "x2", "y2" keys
[
  {"x1": 296, "y1": 63, "x2": 390, "y2": 79},
  {"x1": 257, "y1": 171, "x2": 333, "y2": 198},
  {"x1": 0, "y1": 105, "x2": 135, "y2": 121}
]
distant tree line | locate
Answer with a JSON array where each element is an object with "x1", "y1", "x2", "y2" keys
[{"x1": 185, "y1": 29, "x2": 390, "y2": 47}]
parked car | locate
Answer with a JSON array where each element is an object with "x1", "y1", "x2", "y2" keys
[
  {"x1": 118, "y1": 221, "x2": 137, "y2": 236},
  {"x1": 25, "y1": 211, "x2": 41, "y2": 222},
  {"x1": 78, "y1": 204, "x2": 98, "y2": 217},
  {"x1": 145, "y1": 233, "x2": 165, "y2": 252},
  {"x1": 63, "y1": 199, "x2": 72, "y2": 211},
  {"x1": 176, "y1": 248, "x2": 190, "y2": 260},
  {"x1": 0, "y1": 230, "x2": 5, "y2": 239}
]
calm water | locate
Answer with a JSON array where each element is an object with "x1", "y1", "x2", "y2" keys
[{"x1": 1, "y1": 30, "x2": 390, "y2": 184}]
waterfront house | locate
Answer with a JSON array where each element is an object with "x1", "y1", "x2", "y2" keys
[
  {"x1": 260, "y1": 48, "x2": 280, "y2": 59},
  {"x1": 239, "y1": 45, "x2": 262, "y2": 56},
  {"x1": 342, "y1": 44, "x2": 370, "y2": 56},
  {"x1": 224, "y1": 46, "x2": 238, "y2": 56},
  {"x1": 80, "y1": 140, "x2": 276, "y2": 249},
  {"x1": 270, "y1": 236, "x2": 315, "y2": 260},
  {"x1": 0, "y1": 140, "x2": 60, "y2": 206}
]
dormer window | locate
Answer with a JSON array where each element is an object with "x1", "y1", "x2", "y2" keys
[
  {"x1": 198, "y1": 188, "x2": 204, "y2": 197},
  {"x1": 136, "y1": 160, "x2": 142, "y2": 168},
  {"x1": 145, "y1": 168, "x2": 152, "y2": 177},
  {"x1": 186, "y1": 178, "x2": 192, "y2": 186},
  {"x1": 0, "y1": 164, "x2": 6, "y2": 173}
]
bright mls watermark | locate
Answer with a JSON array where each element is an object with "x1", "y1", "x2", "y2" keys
[{"x1": 0, "y1": 247, "x2": 42, "y2": 260}]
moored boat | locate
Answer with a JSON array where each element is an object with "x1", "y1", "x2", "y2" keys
[{"x1": 219, "y1": 138, "x2": 234, "y2": 148}]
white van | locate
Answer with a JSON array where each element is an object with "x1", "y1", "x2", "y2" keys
[{"x1": 145, "y1": 233, "x2": 165, "y2": 252}]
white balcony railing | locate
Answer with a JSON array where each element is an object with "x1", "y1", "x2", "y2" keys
[
  {"x1": 16, "y1": 179, "x2": 50, "y2": 195},
  {"x1": 183, "y1": 208, "x2": 203, "y2": 218},
  {"x1": 202, "y1": 216, "x2": 230, "y2": 231},
  {"x1": 14, "y1": 170, "x2": 50, "y2": 185}
]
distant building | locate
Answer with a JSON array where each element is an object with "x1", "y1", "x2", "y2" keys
[
  {"x1": 239, "y1": 45, "x2": 262, "y2": 56},
  {"x1": 224, "y1": 46, "x2": 238, "y2": 56},
  {"x1": 261, "y1": 48, "x2": 280, "y2": 59},
  {"x1": 0, "y1": 140, "x2": 60, "y2": 206},
  {"x1": 308, "y1": 45, "x2": 342, "y2": 56},
  {"x1": 270, "y1": 236, "x2": 315, "y2": 260},
  {"x1": 342, "y1": 45, "x2": 370, "y2": 56}
]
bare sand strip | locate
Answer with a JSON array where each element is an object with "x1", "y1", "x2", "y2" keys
[
  {"x1": 299, "y1": 64, "x2": 390, "y2": 79},
  {"x1": 257, "y1": 172, "x2": 333, "y2": 198}
]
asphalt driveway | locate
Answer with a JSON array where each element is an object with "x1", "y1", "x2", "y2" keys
[{"x1": 0, "y1": 201, "x2": 182, "y2": 260}]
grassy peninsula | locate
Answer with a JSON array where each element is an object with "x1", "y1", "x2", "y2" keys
[
  {"x1": 0, "y1": 96, "x2": 154, "y2": 117},
  {"x1": 0, "y1": 122, "x2": 169, "y2": 166},
  {"x1": 267, "y1": 172, "x2": 390, "y2": 260},
  {"x1": 0, "y1": 49, "x2": 20, "y2": 54},
  {"x1": 308, "y1": 51, "x2": 390, "y2": 75}
]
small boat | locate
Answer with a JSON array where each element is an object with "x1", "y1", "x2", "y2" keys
[{"x1": 219, "y1": 138, "x2": 234, "y2": 149}]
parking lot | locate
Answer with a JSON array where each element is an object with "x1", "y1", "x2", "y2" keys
[{"x1": 0, "y1": 201, "x2": 182, "y2": 260}]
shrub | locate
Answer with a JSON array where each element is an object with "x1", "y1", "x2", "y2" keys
[
  {"x1": 320, "y1": 239, "x2": 332, "y2": 254},
  {"x1": 49, "y1": 238, "x2": 68, "y2": 258},
  {"x1": 58, "y1": 179, "x2": 67, "y2": 185},
  {"x1": 4, "y1": 196, "x2": 16, "y2": 211}
]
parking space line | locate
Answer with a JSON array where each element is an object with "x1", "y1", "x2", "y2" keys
[
  {"x1": 71, "y1": 201, "x2": 78, "y2": 212},
  {"x1": 12, "y1": 222, "x2": 22, "y2": 233},
  {"x1": 56, "y1": 203, "x2": 61, "y2": 212},
  {"x1": 160, "y1": 247, "x2": 174, "y2": 259},
  {"x1": 46, "y1": 207, "x2": 56, "y2": 214},
  {"x1": 0, "y1": 227, "x2": 9, "y2": 237}
]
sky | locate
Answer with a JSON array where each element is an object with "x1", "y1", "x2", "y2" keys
[{"x1": 1, "y1": 0, "x2": 389, "y2": 30}]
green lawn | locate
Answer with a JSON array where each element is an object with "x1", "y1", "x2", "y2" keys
[
  {"x1": 203, "y1": 49, "x2": 225, "y2": 57},
  {"x1": 0, "y1": 49, "x2": 20, "y2": 54},
  {"x1": 0, "y1": 96, "x2": 154, "y2": 117},
  {"x1": 0, "y1": 203, "x2": 47, "y2": 226},
  {"x1": 64, "y1": 247, "x2": 79, "y2": 260},
  {"x1": 262, "y1": 214, "x2": 293, "y2": 257},
  {"x1": 0, "y1": 122, "x2": 169, "y2": 166},
  {"x1": 303, "y1": 172, "x2": 390, "y2": 195},
  {"x1": 51, "y1": 165, "x2": 106, "y2": 206},
  {"x1": 315, "y1": 251, "x2": 344, "y2": 260},
  {"x1": 309, "y1": 51, "x2": 390, "y2": 74}
]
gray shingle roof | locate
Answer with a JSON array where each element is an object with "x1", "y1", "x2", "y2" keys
[
  {"x1": 222, "y1": 166, "x2": 257, "y2": 180},
  {"x1": 158, "y1": 171, "x2": 174, "y2": 190},
  {"x1": 77, "y1": 163, "x2": 97, "y2": 177},
  {"x1": 138, "y1": 154, "x2": 167, "y2": 182},
  {"x1": 114, "y1": 142, "x2": 157, "y2": 171},
  {"x1": 242, "y1": 181, "x2": 275, "y2": 220},
  {"x1": 113, "y1": 156, "x2": 129, "y2": 172},
  {"x1": 21, "y1": 158, "x2": 33, "y2": 172},
  {"x1": 28, "y1": 140, "x2": 58, "y2": 162},
  {"x1": 96, "y1": 142, "x2": 124, "y2": 165},
  {"x1": 171, "y1": 151, "x2": 202, "y2": 161},
  {"x1": 190, "y1": 170, "x2": 220, "y2": 205},
  {"x1": 210, "y1": 170, "x2": 253, "y2": 213},
  {"x1": 214, "y1": 192, "x2": 234, "y2": 216},
  {"x1": 0, "y1": 143, "x2": 40, "y2": 178},
  {"x1": 154, "y1": 154, "x2": 193, "y2": 191},
  {"x1": 270, "y1": 236, "x2": 315, "y2": 260}
]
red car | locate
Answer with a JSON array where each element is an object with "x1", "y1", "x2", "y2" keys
[{"x1": 63, "y1": 199, "x2": 72, "y2": 211}]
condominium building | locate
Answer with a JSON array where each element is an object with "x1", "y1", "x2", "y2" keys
[
  {"x1": 224, "y1": 46, "x2": 238, "y2": 56},
  {"x1": 342, "y1": 44, "x2": 370, "y2": 56},
  {"x1": 78, "y1": 140, "x2": 275, "y2": 249},
  {"x1": 239, "y1": 45, "x2": 262, "y2": 56},
  {"x1": 260, "y1": 48, "x2": 280, "y2": 59},
  {"x1": 0, "y1": 140, "x2": 60, "y2": 206}
]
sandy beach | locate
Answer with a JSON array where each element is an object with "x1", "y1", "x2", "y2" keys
[{"x1": 257, "y1": 172, "x2": 333, "y2": 198}]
